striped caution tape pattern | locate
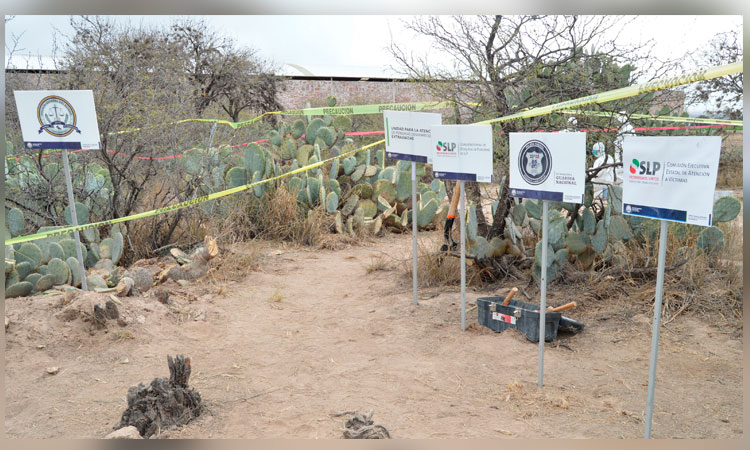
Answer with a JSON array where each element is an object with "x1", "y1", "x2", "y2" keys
[
  {"x1": 474, "y1": 62, "x2": 742, "y2": 125},
  {"x1": 4, "y1": 139, "x2": 385, "y2": 245},
  {"x1": 559, "y1": 110, "x2": 742, "y2": 126},
  {"x1": 5, "y1": 61, "x2": 742, "y2": 245}
]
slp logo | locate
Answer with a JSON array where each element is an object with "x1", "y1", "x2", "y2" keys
[
  {"x1": 518, "y1": 140, "x2": 552, "y2": 185},
  {"x1": 436, "y1": 141, "x2": 456, "y2": 153},
  {"x1": 37, "y1": 95, "x2": 81, "y2": 137},
  {"x1": 630, "y1": 159, "x2": 661, "y2": 175}
]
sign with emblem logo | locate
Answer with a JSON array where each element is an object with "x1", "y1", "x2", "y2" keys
[
  {"x1": 431, "y1": 124, "x2": 493, "y2": 182},
  {"x1": 14, "y1": 90, "x2": 101, "y2": 150},
  {"x1": 509, "y1": 132, "x2": 586, "y2": 202},
  {"x1": 622, "y1": 136, "x2": 720, "y2": 226},
  {"x1": 383, "y1": 110, "x2": 442, "y2": 164}
]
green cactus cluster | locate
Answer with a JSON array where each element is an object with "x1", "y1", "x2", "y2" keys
[
  {"x1": 4, "y1": 212, "x2": 127, "y2": 297},
  {"x1": 497, "y1": 184, "x2": 742, "y2": 286}
]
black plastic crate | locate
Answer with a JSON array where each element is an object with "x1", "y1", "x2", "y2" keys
[{"x1": 477, "y1": 296, "x2": 562, "y2": 342}]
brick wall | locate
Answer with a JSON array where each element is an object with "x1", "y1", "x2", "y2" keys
[{"x1": 277, "y1": 79, "x2": 440, "y2": 109}]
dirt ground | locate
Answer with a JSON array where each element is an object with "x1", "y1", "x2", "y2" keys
[{"x1": 4, "y1": 231, "x2": 743, "y2": 439}]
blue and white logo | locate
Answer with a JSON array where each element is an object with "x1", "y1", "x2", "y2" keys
[{"x1": 519, "y1": 140, "x2": 552, "y2": 185}]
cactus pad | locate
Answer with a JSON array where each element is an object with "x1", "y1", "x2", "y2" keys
[
  {"x1": 326, "y1": 192, "x2": 339, "y2": 213},
  {"x1": 305, "y1": 118, "x2": 325, "y2": 144},
  {"x1": 566, "y1": 232, "x2": 589, "y2": 255},
  {"x1": 712, "y1": 196, "x2": 741, "y2": 223},
  {"x1": 418, "y1": 198, "x2": 439, "y2": 228},
  {"x1": 351, "y1": 165, "x2": 366, "y2": 182},
  {"x1": 244, "y1": 144, "x2": 265, "y2": 176},
  {"x1": 47, "y1": 257, "x2": 70, "y2": 286},
  {"x1": 7, "y1": 208, "x2": 25, "y2": 237},
  {"x1": 291, "y1": 119, "x2": 306, "y2": 139},
  {"x1": 608, "y1": 215, "x2": 633, "y2": 241},
  {"x1": 16, "y1": 261, "x2": 35, "y2": 280},
  {"x1": 15, "y1": 243, "x2": 42, "y2": 269},
  {"x1": 6, "y1": 281, "x2": 33, "y2": 298},
  {"x1": 226, "y1": 167, "x2": 248, "y2": 188},
  {"x1": 697, "y1": 226, "x2": 724, "y2": 254},
  {"x1": 111, "y1": 232, "x2": 124, "y2": 265},
  {"x1": 511, "y1": 204, "x2": 527, "y2": 226},
  {"x1": 66, "y1": 256, "x2": 84, "y2": 287},
  {"x1": 351, "y1": 183, "x2": 373, "y2": 200},
  {"x1": 358, "y1": 200, "x2": 378, "y2": 219},
  {"x1": 582, "y1": 207, "x2": 596, "y2": 234}
]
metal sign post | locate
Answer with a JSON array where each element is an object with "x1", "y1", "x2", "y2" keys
[
  {"x1": 382, "y1": 110, "x2": 443, "y2": 307},
  {"x1": 538, "y1": 199, "x2": 549, "y2": 386},
  {"x1": 621, "y1": 135, "x2": 721, "y2": 438},
  {"x1": 14, "y1": 90, "x2": 102, "y2": 291},
  {"x1": 644, "y1": 219, "x2": 669, "y2": 438},
  {"x1": 411, "y1": 161, "x2": 418, "y2": 305},
  {"x1": 459, "y1": 180, "x2": 466, "y2": 331},
  {"x1": 60, "y1": 149, "x2": 88, "y2": 291}
]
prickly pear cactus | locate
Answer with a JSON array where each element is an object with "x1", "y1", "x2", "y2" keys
[
  {"x1": 226, "y1": 167, "x2": 248, "y2": 188},
  {"x1": 15, "y1": 243, "x2": 42, "y2": 269},
  {"x1": 418, "y1": 198, "x2": 439, "y2": 227},
  {"x1": 712, "y1": 196, "x2": 741, "y2": 223},
  {"x1": 7, "y1": 207, "x2": 25, "y2": 237},
  {"x1": 291, "y1": 119, "x2": 305, "y2": 139},
  {"x1": 5, "y1": 281, "x2": 33, "y2": 298},
  {"x1": 47, "y1": 257, "x2": 70, "y2": 286},
  {"x1": 326, "y1": 192, "x2": 339, "y2": 213},
  {"x1": 697, "y1": 226, "x2": 724, "y2": 254}
]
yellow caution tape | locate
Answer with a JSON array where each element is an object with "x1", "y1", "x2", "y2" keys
[
  {"x1": 474, "y1": 61, "x2": 743, "y2": 125},
  {"x1": 559, "y1": 110, "x2": 742, "y2": 126},
  {"x1": 4, "y1": 139, "x2": 385, "y2": 245},
  {"x1": 110, "y1": 101, "x2": 457, "y2": 135},
  {"x1": 6, "y1": 61, "x2": 742, "y2": 245}
]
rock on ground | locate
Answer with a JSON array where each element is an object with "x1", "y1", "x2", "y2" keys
[{"x1": 105, "y1": 426, "x2": 143, "y2": 439}]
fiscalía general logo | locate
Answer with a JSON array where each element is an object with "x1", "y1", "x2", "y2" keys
[
  {"x1": 37, "y1": 95, "x2": 81, "y2": 137},
  {"x1": 518, "y1": 140, "x2": 552, "y2": 185}
]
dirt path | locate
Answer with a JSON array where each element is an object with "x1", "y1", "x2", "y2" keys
[{"x1": 4, "y1": 232, "x2": 743, "y2": 438}]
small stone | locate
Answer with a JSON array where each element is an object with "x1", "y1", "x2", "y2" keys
[
  {"x1": 4, "y1": 316, "x2": 8, "y2": 329},
  {"x1": 105, "y1": 426, "x2": 143, "y2": 439},
  {"x1": 176, "y1": 279, "x2": 190, "y2": 287},
  {"x1": 120, "y1": 358, "x2": 129, "y2": 364},
  {"x1": 153, "y1": 288, "x2": 169, "y2": 304},
  {"x1": 136, "y1": 315, "x2": 146, "y2": 324},
  {"x1": 46, "y1": 366, "x2": 59, "y2": 375},
  {"x1": 37, "y1": 344, "x2": 46, "y2": 349},
  {"x1": 117, "y1": 317, "x2": 129, "y2": 327}
]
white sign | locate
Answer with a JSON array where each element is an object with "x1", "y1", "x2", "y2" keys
[
  {"x1": 431, "y1": 125, "x2": 493, "y2": 182},
  {"x1": 383, "y1": 110, "x2": 442, "y2": 164},
  {"x1": 509, "y1": 132, "x2": 586, "y2": 203},
  {"x1": 622, "y1": 136, "x2": 720, "y2": 226},
  {"x1": 14, "y1": 90, "x2": 101, "y2": 150}
]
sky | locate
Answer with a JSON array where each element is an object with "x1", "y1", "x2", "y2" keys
[{"x1": 4, "y1": 14, "x2": 744, "y2": 113}]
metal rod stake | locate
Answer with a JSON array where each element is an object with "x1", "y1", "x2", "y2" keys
[
  {"x1": 411, "y1": 161, "x2": 418, "y2": 306},
  {"x1": 538, "y1": 199, "x2": 549, "y2": 387},
  {"x1": 645, "y1": 219, "x2": 669, "y2": 438},
  {"x1": 459, "y1": 180, "x2": 466, "y2": 331},
  {"x1": 61, "y1": 148, "x2": 88, "y2": 291}
]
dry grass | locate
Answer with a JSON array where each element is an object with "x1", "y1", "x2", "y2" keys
[
  {"x1": 365, "y1": 255, "x2": 392, "y2": 274},
  {"x1": 244, "y1": 185, "x2": 332, "y2": 248},
  {"x1": 402, "y1": 239, "x2": 485, "y2": 288},
  {"x1": 207, "y1": 242, "x2": 264, "y2": 285},
  {"x1": 266, "y1": 289, "x2": 283, "y2": 303}
]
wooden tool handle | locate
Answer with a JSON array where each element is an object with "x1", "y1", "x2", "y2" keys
[
  {"x1": 447, "y1": 183, "x2": 461, "y2": 218},
  {"x1": 501, "y1": 287, "x2": 519, "y2": 306},
  {"x1": 546, "y1": 301, "x2": 576, "y2": 313}
]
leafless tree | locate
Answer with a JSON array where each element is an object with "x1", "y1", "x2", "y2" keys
[
  {"x1": 686, "y1": 30, "x2": 743, "y2": 120},
  {"x1": 390, "y1": 15, "x2": 680, "y2": 240}
]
